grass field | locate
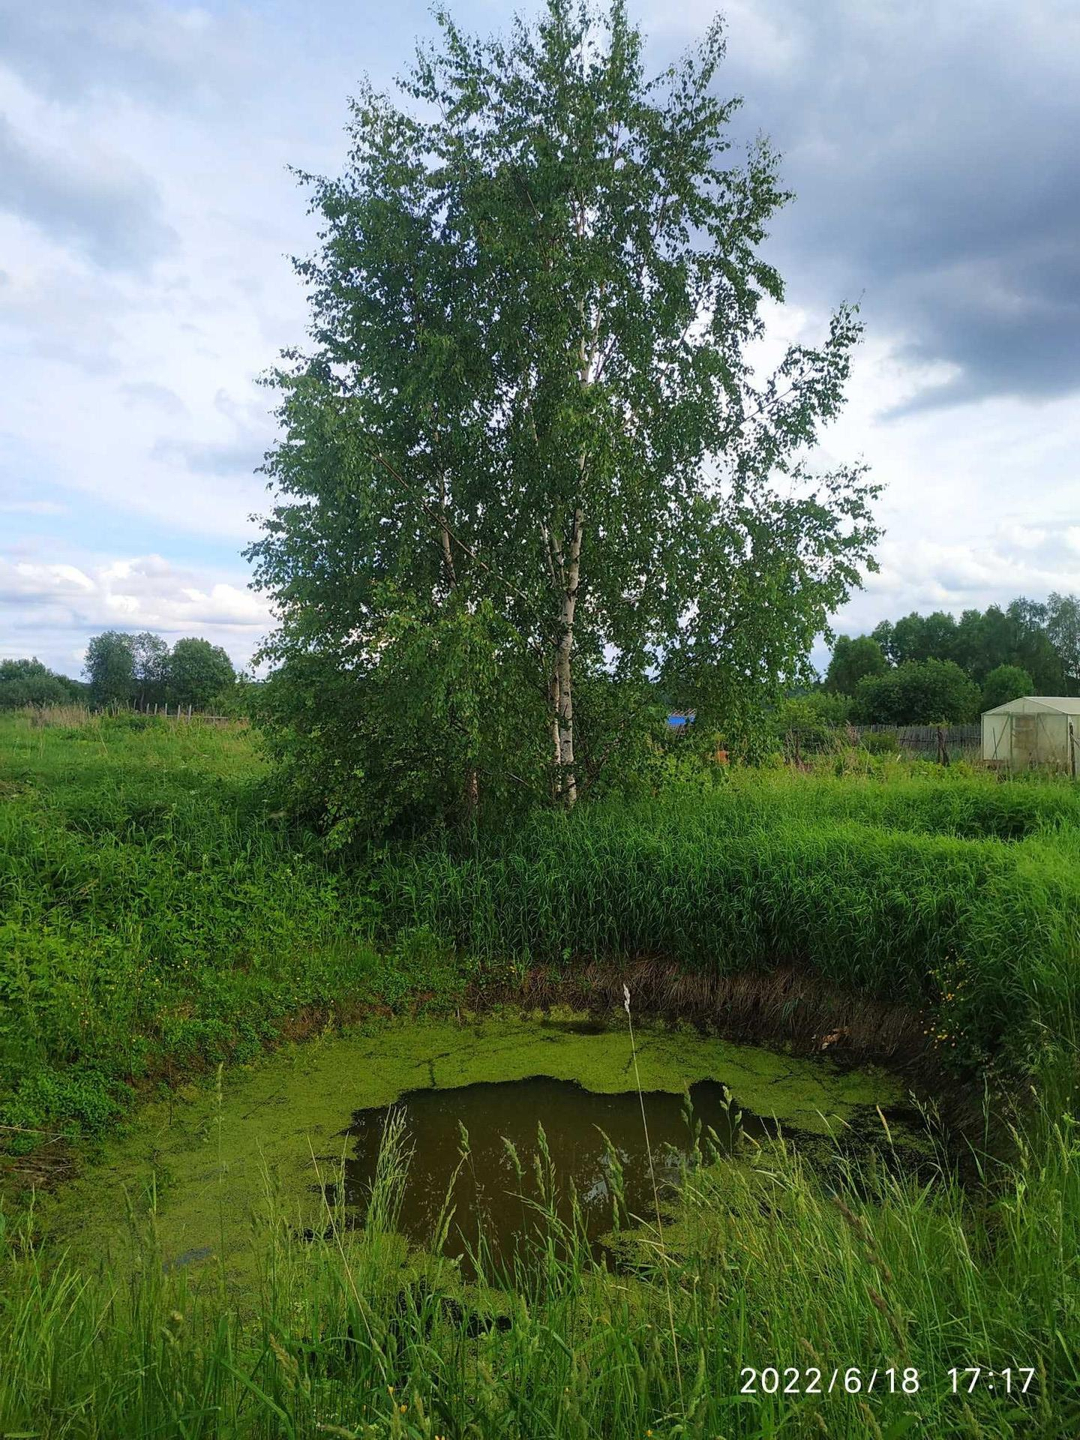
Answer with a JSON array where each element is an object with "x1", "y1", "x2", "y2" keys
[{"x1": 1, "y1": 710, "x2": 1079, "y2": 1436}]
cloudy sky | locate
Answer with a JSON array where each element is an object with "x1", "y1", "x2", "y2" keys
[{"x1": 2, "y1": 0, "x2": 1078, "y2": 678}]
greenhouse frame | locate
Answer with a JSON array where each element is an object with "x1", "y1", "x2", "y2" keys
[{"x1": 981, "y1": 695, "x2": 1080, "y2": 773}]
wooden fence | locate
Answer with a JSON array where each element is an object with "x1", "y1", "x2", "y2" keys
[
  {"x1": 784, "y1": 721, "x2": 982, "y2": 763},
  {"x1": 856, "y1": 722, "x2": 981, "y2": 752},
  {"x1": 128, "y1": 700, "x2": 234, "y2": 725}
]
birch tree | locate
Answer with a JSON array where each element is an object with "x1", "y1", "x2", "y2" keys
[{"x1": 249, "y1": 0, "x2": 880, "y2": 837}]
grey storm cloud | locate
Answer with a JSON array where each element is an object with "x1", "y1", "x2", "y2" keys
[
  {"x1": 716, "y1": 0, "x2": 1080, "y2": 410},
  {"x1": 0, "y1": 116, "x2": 175, "y2": 270},
  {"x1": 0, "y1": 0, "x2": 220, "y2": 105}
]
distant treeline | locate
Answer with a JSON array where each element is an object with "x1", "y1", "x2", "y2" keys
[
  {"x1": 807, "y1": 594, "x2": 1080, "y2": 728},
  {"x1": 0, "y1": 630, "x2": 252, "y2": 713},
  {"x1": 0, "y1": 659, "x2": 88, "y2": 710}
]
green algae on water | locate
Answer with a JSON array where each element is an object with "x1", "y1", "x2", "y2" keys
[{"x1": 40, "y1": 1009, "x2": 907, "y2": 1281}]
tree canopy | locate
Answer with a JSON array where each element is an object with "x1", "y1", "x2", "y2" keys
[
  {"x1": 823, "y1": 634, "x2": 887, "y2": 694},
  {"x1": 248, "y1": 0, "x2": 879, "y2": 840},
  {"x1": 862, "y1": 599, "x2": 1068, "y2": 694},
  {"x1": 80, "y1": 631, "x2": 237, "y2": 710},
  {"x1": 981, "y1": 664, "x2": 1033, "y2": 711},
  {"x1": 852, "y1": 659, "x2": 980, "y2": 726},
  {"x1": 166, "y1": 638, "x2": 237, "y2": 710},
  {"x1": 85, "y1": 631, "x2": 136, "y2": 706}
]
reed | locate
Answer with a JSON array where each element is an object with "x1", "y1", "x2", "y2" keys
[
  {"x1": 0, "y1": 1100, "x2": 1076, "y2": 1437},
  {"x1": 2, "y1": 711, "x2": 1080, "y2": 1434}
]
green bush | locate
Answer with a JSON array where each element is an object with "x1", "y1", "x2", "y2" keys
[
  {"x1": 859, "y1": 729, "x2": 899, "y2": 754},
  {"x1": 853, "y1": 658, "x2": 980, "y2": 724}
]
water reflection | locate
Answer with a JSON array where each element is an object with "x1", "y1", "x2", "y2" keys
[{"x1": 343, "y1": 1076, "x2": 765, "y2": 1273}]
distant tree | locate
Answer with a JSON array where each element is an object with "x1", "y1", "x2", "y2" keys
[
  {"x1": 1045, "y1": 592, "x2": 1080, "y2": 693},
  {"x1": 870, "y1": 619, "x2": 897, "y2": 663},
  {"x1": 888, "y1": 610, "x2": 957, "y2": 667},
  {"x1": 890, "y1": 612, "x2": 926, "y2": 666},
  {"x1": 982, "y1": 664, "x2": 1033, "y2": 711},
  {"x1": 131, "y1": 632, "x2": 170, "y2": 709},
  {"x1": 167, "y1": 638, "x2": 235, "y2": 710},
  {"x1": 1005, "y1": 602, "x2": 1064, "y2": 692},
  {"x1": 971, "y1": 605, "x2": 1021, "y2": 682},
  {"x1": 919, "y1": 610, "x2": 959, "y2": 663},
  {"x1": 860, "y1": 598, "x2": 1067, "y2": 697},
  {"x1": 0, "y1": 658, "x2": 78, "y2": 709},
  {"x1": 823, "y1": 634, "x2": 887, "y2": 694},
  {"x1": 84, "y1": 631, "x2": 135, "y2": 706},
  {"x1": 853, "y1": 659, "x2": 979, "y2": 725},
  {"x1": 1008, "y1": 596, "x2": 1048, "y2": 631}
]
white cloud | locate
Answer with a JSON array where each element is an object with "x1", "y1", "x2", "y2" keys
[
  {"x1": 0, "y1": 553, "x2": 272, "y2": 673},
  {"x1": 1, "y1": 0, "x2": 1079, "y2": 675},
  {"x1": 0, "y1": 499, "x2": 67, "y2": 515}
]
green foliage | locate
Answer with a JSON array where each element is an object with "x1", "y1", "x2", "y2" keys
[
  {"x1": 823, "y1": 633, "x2": 887, "y2": 692},
  {"x1": 130, "y1": 630, "x2": 170, "y2": 707},
  {"x1": 84, "y1": 630, "x2": 136, "y2": 705},
  {"x1": 258, "y1": 599, "x2": 547, "y2": 842},
  {"x1": 377, "y1": 778, "x2": 1080, "y2": 1078},
  {"x1": 248, "y1": 0, "x2": 879, "y2": 839},
  {"x1": 853, "y1": 658, "x2": 980, "y2": 724},
  {"x1": 775, "y1": 690, "x2": 853, "y2": 747},
  {"x1": 79, "y1": 631, "x2": 238, "y2": 713},
  {"x1": 165, "y1": 636, "x2": 236, "y2": 709},
  {"x1": 0, "y1": 713, "x2": 379, "y2": 1144},
  {"x1": 983, "y1": 663, "x2": 1034, "y2": 710},
  {"x1": 870, "y1": 597, "x2": 1073, "y2": 693},
  {"x1": 0, "y1": 657, "x2": 84, "y2": 709},
  {"x1": 7, "y1": 710, "x2": 1080, "y2": 1141},
  {"x1": 1045, "y1": 591, "x2": 1080, "y2": 689}
]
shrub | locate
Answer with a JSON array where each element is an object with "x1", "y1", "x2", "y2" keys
[
  {"x1": 853, "y1": 659, "x2": 980, "y2": 724},
  {"x1": 859, "y1": 729, "x2": 899, "y2": 755}
]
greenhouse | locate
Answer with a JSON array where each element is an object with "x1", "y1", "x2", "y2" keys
[{"x1": 981, "y1": 695, "x2": 1080, "y2": 772}]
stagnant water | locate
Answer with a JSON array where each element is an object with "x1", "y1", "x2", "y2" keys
[
  {"x1": 43, "y1": 1014, "x2": 912, "y2": 1281},
  {"x1": 342, "y1": 1076, "x2": 770, "y2": 1272}
]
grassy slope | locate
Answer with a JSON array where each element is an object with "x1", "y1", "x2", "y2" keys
[
  {"x1": 3, "y1": 711, "x2": 1079, "y2": 1139},
  {"x1": 1, "y1": 712, "x2": 1079, "y2": 1437},
  {"x1": 0, "y1": 713, "x2": 383, "y2": 1145}
]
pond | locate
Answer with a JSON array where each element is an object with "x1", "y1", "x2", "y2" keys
[
  {"x1": 38, "y1": 1010, "x2": 918, "y2": 1284},
  {"x1": 344, "y1": 1074, "x2": 761, "y2": 1273}
]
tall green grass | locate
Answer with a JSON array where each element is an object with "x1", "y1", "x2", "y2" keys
[
  {"x1": 378, "y1": 794, "x2": 1080, "y2": 1078},
  {"x1": 0, "y1": 713, "x2": 381, "y2": 1146},
  {"x1": 723, "y1": 763, "x2": 1080, "y2": 839},
  {"x1": 1, "y1": 1102, "x2": 1077, "y2": 1437},
  {"x1": 2, "y1": 712, "x2": 1080, "y2": 1436}
]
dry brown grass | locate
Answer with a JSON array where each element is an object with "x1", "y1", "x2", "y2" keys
[{"x1": 19, "y1": 704, "x2": 97, "y2": 728}]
